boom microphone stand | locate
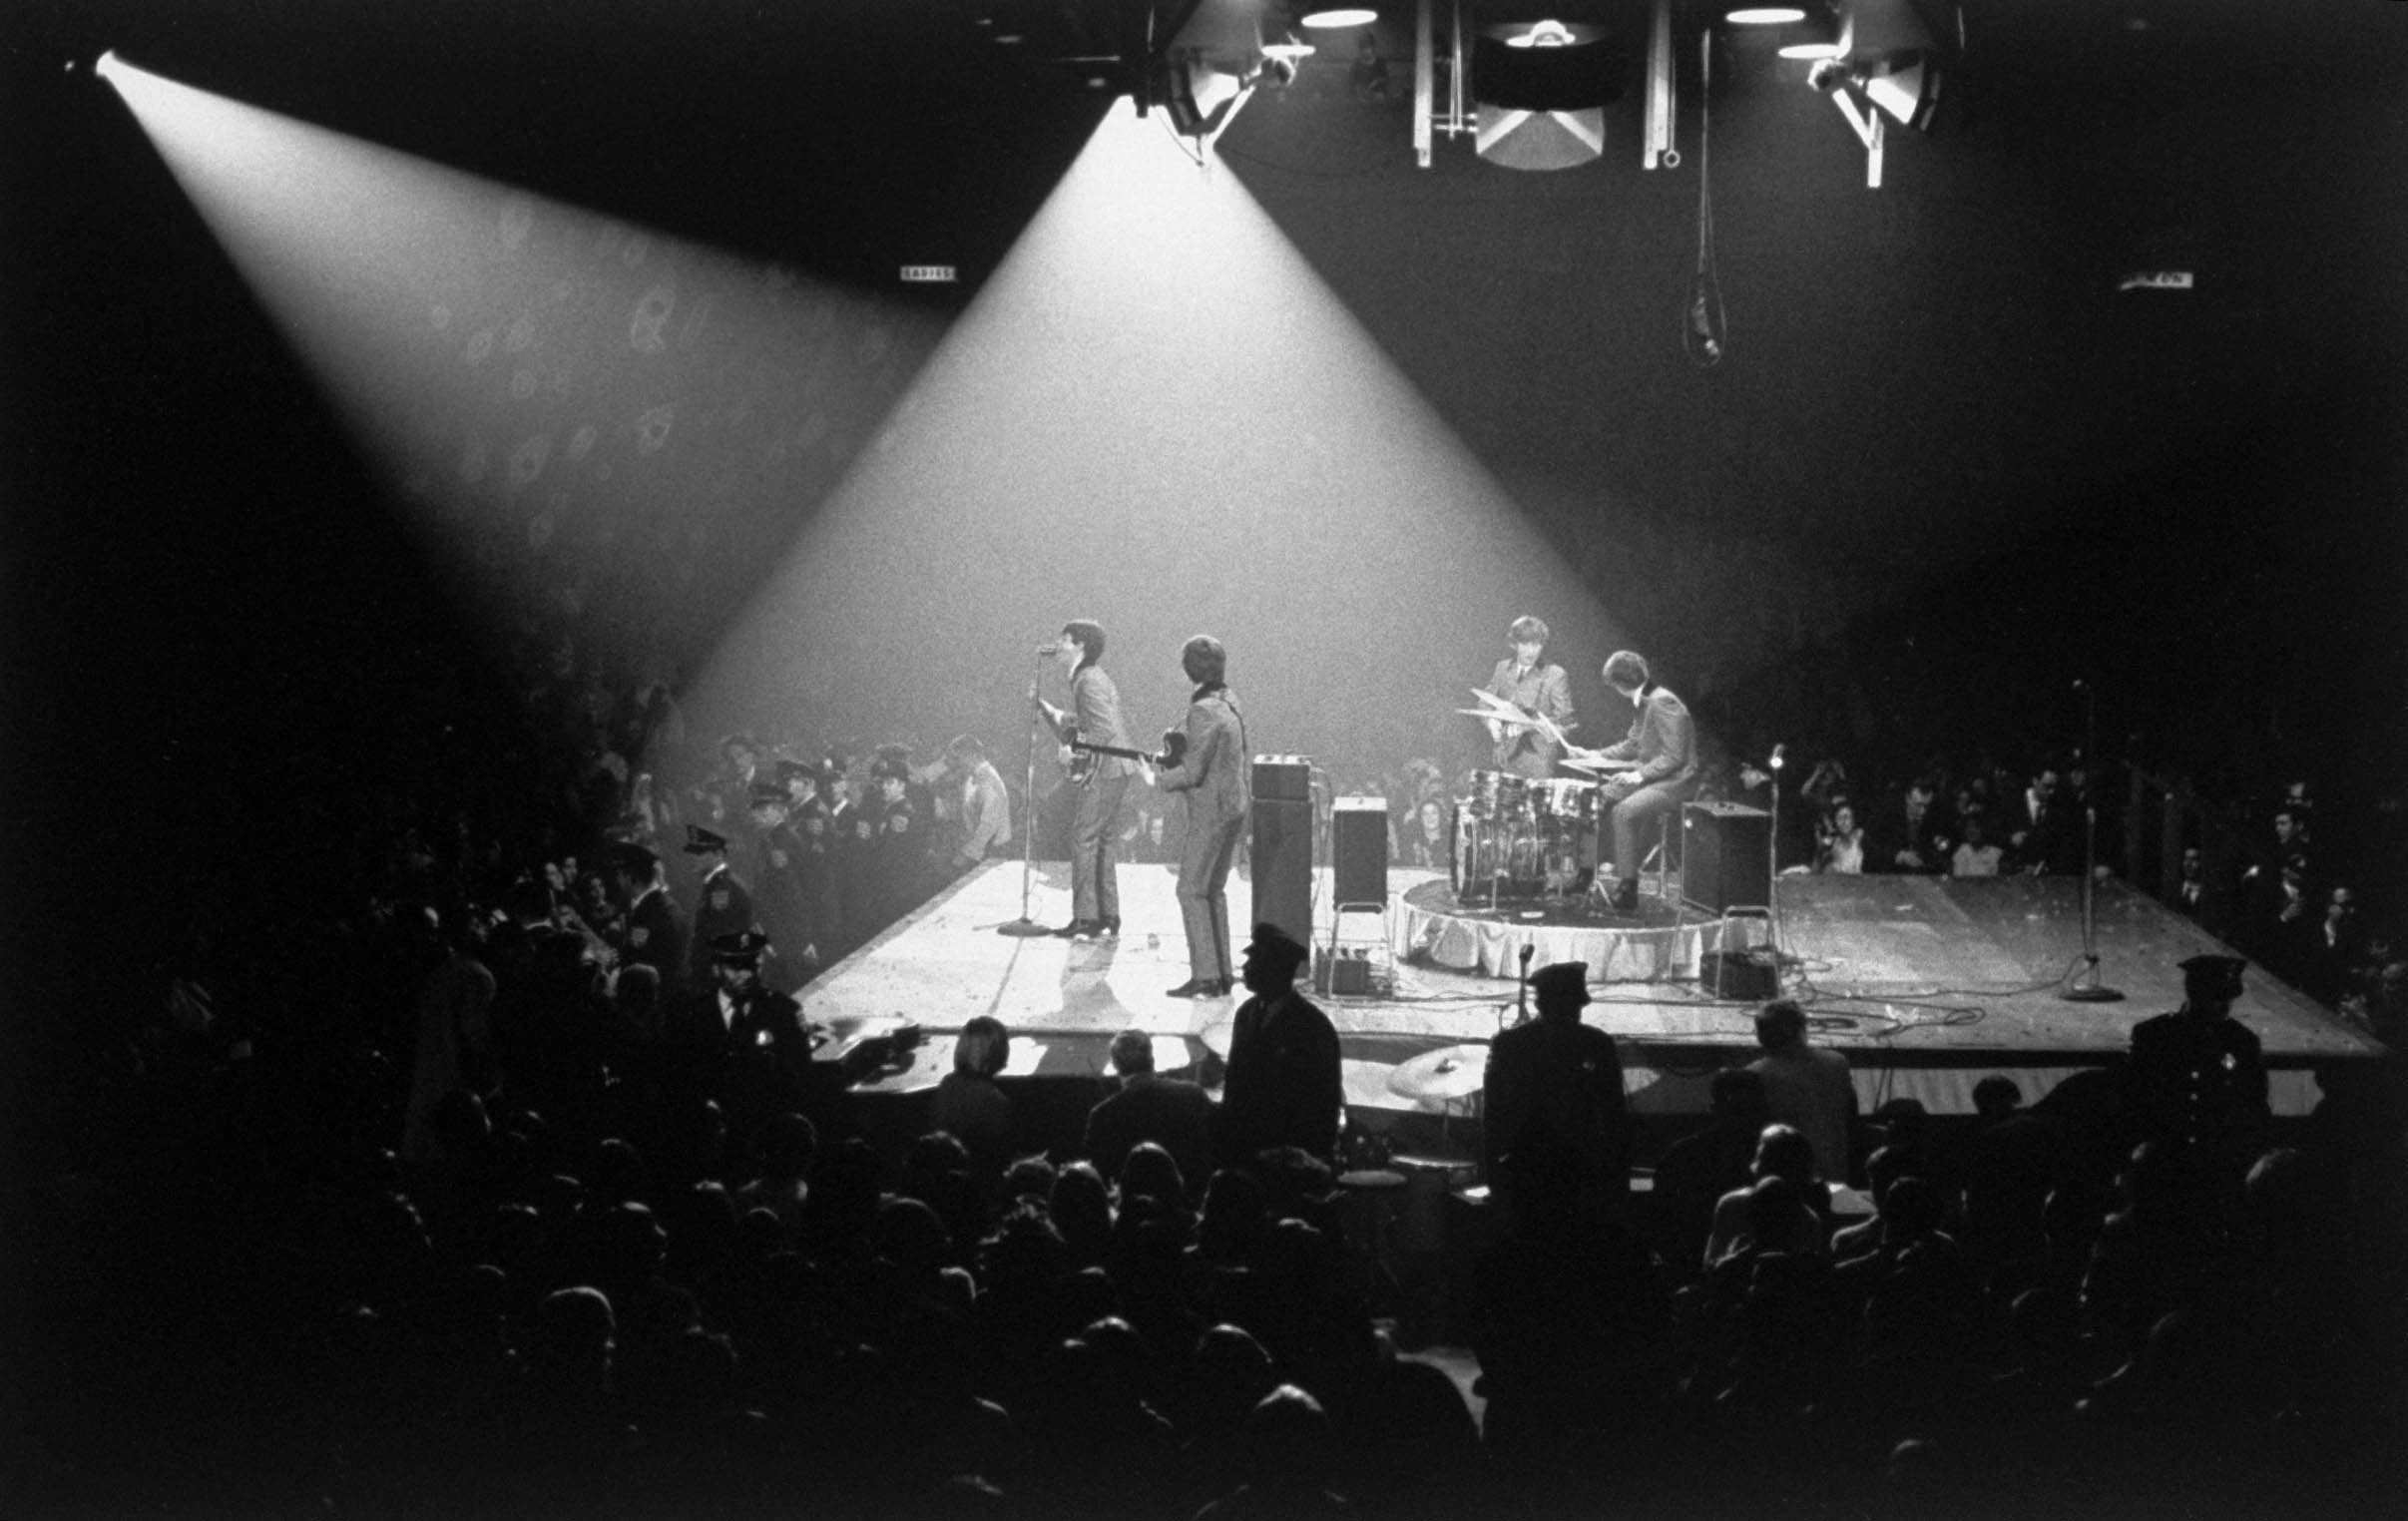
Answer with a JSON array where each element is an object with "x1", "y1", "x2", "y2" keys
[
  {"x1": 997, "y1": 656, "x2": 1056, "y2": 938},
  {"x1": 2060, "y1": 679, "x2": 2124, "y2": 1002}
]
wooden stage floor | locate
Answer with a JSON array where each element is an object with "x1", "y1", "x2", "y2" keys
[{"x1": 804, "y1": 861, "x2": 2385, "y2": 1118}]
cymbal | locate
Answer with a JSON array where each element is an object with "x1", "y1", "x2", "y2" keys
[
  {"x1": 1387, "y1": 1043, "x2": 1490, "y2": 1101},
  {"x1": 1456, "y1": 708, "x2": 1541, "y2": 727},
  {"x1": 1341, "y1": 1058, "x2": 1404, "y2": 1109},
  {"x1": 1198, "y1": 1020, "x2": 1234, "y2": 1058}
]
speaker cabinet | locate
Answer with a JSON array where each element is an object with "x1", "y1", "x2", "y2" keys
[
  {"x1": 1683, "y1": 801, "x2": 1771, "y2": 916},
  {"x1": 1250, "y1": 797, "x2": 1314, "y2": 948},
  {"x1": 1331, "y1": 796, "x2": 1389, "y2": 908}
]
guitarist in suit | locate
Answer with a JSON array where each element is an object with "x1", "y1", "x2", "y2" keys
[
  {"x1": 1156, "y1": 634, "x2": 1250, "y2": 997},
  {"x1": 1034, "y1": 619, "x2": 1139, "y2": 941},
  {"x1": 1485, "y1": 615, "x2": 1576, "y2": 779}
]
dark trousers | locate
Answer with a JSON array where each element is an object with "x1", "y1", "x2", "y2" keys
[
  {"x1": 1073, "y1": 770, "x2": 1133, "y2": 922},
  {"x1": 1177, "y1": 814, "x2": 1246, "y2": 980},
  {"x1": 1606, "y1": 777, "x2": 1687, "y2": 880}
]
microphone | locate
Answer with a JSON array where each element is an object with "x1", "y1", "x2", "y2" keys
[
  {"x1": 1035, "y1": 644, "x2": 1064, "y2": 657},
  {"x1": 1770, "y1": 743, "x2": 1786, "y2": 769}
]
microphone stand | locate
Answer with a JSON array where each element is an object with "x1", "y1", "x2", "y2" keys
[
  {"x1": 2060, "y1": 681, "x2": 2124, "y2": 1002},
  {"x1": 997, "y1": 657, "x2": 1056, "y2": 938},
  {"x1": 1766, "y1": 746, "x2": 1787, "y2": 965}
]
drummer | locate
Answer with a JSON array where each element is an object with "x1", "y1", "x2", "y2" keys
[{"x1": 1483, "y1": 616, "x2": 1576, "y2": 780}]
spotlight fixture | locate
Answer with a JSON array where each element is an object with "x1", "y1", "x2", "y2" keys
[
  {"x1": 1299, "y1": 5, "x2": 1378, "y2": 28},
  {"x1": 1471, "y1": 18, "x2": 1622, "y2": 171},
  {"x1": 1142, "y1": 0, "x2": 1300, "y2": 147},
  {"x1": 1724, "y1": 5, "x2": 1806, "y2": 23},
  {"x1": 1799, "y1": 0, "x2": 1962, "y2": 185}
]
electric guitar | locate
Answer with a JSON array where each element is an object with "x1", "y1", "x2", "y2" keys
[{"x1": 1069, "y1": 730, "x2": 1188, "y2": 783}]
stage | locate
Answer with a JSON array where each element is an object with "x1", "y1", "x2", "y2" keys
[{"x1": 804, "y1": 860, "x2": 2386, "y2": 1119}]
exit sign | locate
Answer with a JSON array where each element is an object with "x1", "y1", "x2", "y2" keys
[{"x1": 900, "y1": 264, "x2": 958, "y2": 284}]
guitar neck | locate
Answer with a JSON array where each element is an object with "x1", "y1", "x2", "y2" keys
[{"x1": 1071, "y1": 741, "x2": 1154, "y2": 762}]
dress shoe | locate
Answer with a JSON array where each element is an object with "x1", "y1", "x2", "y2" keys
[
  {"x1": 1166, "y1": 977, "x2": 1219, "y2": 998},
  {"x1": 1053, "y1": 919, "x2": 1097, "y2": 939},
  {"x1": 1099, "y1": 917, "x2": 1122, "y2": 938}
]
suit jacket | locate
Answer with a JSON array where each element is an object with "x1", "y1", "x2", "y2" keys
[
  {"x1": 1219, "y1": 989, "x2": 1343, "y2": 1162},
  {"x1": 1084, "y1": 1073, "x2": 1216, "y2": 1188},
  {"x1": 1866, "y1": 798, "x2": 1952, "y2": 875},
  {"x1": 1598, "y1": 685, "x2": 1697, "y2": 786},
  {"x1": 619, "y1": 886, "x2": 687, "y2": 996},
  {"x1": 1044, "y1": 665, "x2": 1139, "y2": 781},
  {"x1": 1156, "y1": 683, "x2": 1249, "y2": 828},
  {"x1": 1486, "y1": 658, "x2": 1574, "y2": 771},
  {"x1": 1482, "y1": 1016, "x2": 1631, "y2": 1196}
]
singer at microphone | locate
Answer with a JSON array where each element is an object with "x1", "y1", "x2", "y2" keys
[{"x1": 1031, "y1": 620, "x2": 1140, "y2": 941}]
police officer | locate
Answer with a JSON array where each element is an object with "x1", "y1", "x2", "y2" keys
[
  {"x1": 744, "y1": 783, "x2": 819, "y2": 988},
  {"x1": 866, "y1": 754, "x2": 923, "y2": 931},
  {"x1": 682, "y1": 824, "x2": 755, "y2": 989},
  {"x1": 1484, "y1": 961, "x2": 1631, "y2": 1222},
  {"x1": 2126, "y1": 953, "x2": 2269, "y2": 1179},
  {"x1": 607, "y1": 840, "x2": 687, "y2": 998}
]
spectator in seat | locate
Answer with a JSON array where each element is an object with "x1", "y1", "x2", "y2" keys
[
  {"x1": 1950, "y1": 813, "x2": 2004, "y2": 877},
  {"x1": 1815, "y1": 799, "x2": 1867, "y2": 874},
  {"x1": 1871, "y1": 777, "x2": 1950, "y2": 874},
  {"x1": 1703, "y1": 1124, "x2": 1830, "y2": 1268},
  {"x1": 1084, "y1": 1028, "x2": 1214, "y2": 1192},
  {"x1": 1194, "y1": 1383, "x2": 1348, "y2": 1520},
  {"x1": 930, "y1": 1016, "x2": 1015, "y2": 1183}
]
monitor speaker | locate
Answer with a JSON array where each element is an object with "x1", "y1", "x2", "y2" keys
[{"x1": 1683, "y1": 801, "x2": 1771, "y2": 916}]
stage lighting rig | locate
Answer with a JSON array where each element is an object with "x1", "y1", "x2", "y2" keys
[
  {"x1": 1139, "y1": 0, "x2": 1312, "y2": 149},
  {"x1": 1783, "y1": 0, "x2": 1962, "y2": 188}
]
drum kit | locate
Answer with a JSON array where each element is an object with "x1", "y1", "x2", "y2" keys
[
  {"x1": 1450, "y1": 768, "x2": 1599, "y2": 903},
  {"x1": 1451, "y1": 686, "x2": 1646, "y2": 906}
]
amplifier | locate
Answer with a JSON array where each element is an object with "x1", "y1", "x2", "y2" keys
[
  {"x1": 1331, "y1": 796, "x2": 1389, "y2": 908},
  {"x1": 1683, "y1": 801, "x2": 1771, "y2": 916},
  {"x1": 1700, "y1": 948, "x2": 1780, "y2": 1002},
  {"x1": 1252, "y1": 755, "x2": 1314, "y2": 801},
  {"x1": 1251, "y1": 797, "x2": 1314, "y2": 948}
]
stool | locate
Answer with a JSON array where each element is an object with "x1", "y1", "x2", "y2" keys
[{"x1": 1589, "y1": 807, "x2": 1679, "y2": 918}]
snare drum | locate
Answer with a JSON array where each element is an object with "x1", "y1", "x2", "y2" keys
[{"x1": 1532, "y1": 777, "x2": 1598, "y2": 824}]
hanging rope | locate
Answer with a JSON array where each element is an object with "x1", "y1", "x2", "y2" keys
[{"x1": 1684, "y1": 28, "x2": 1727, "y2": 367}]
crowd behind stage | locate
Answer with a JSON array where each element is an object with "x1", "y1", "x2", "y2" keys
[{"x1": 16, "y1": 620, "x2": 2402, "y2": 1521}]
